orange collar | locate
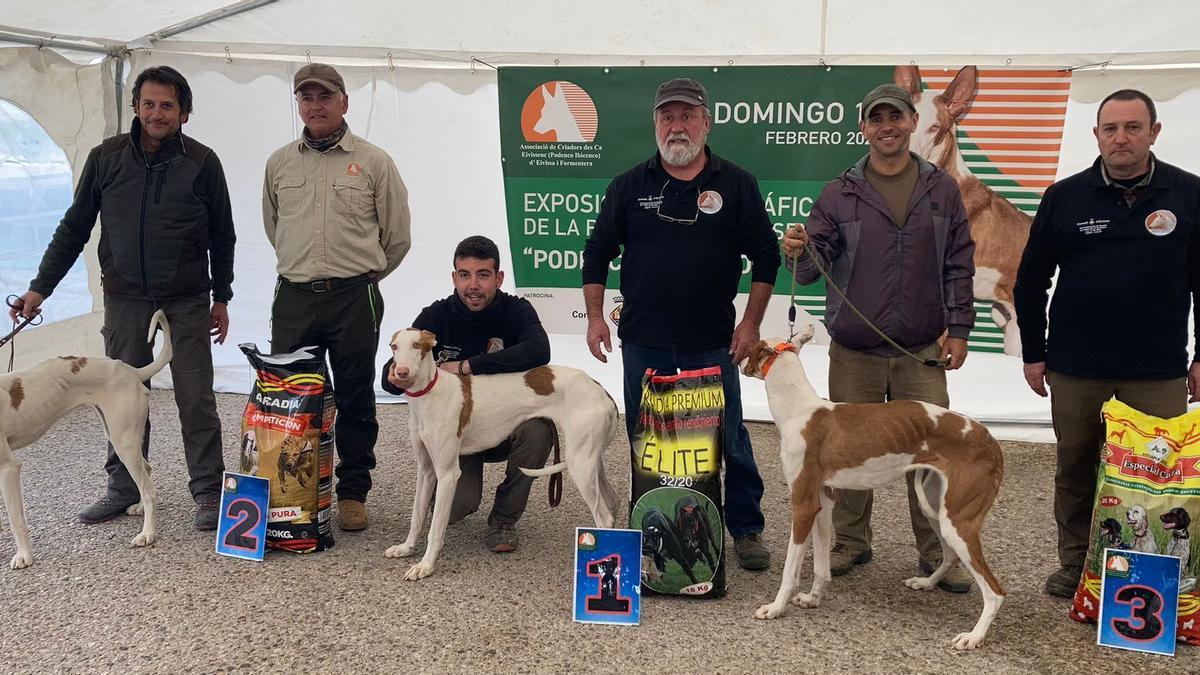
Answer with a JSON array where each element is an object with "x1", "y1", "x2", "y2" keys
[
  {"x1": 403, "y1": 368, "x2": 439, "y2": 398},
  {"x1": 761, "y1": 342, "x2": 797, "y2": 377}
]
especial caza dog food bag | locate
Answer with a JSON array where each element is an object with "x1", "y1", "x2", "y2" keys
[
  {"x1": 1071, "y1": 398, "x2": 1200, "y2": 644},
  {"x1": 630, "y1": 366, "x2": 726, "y2": 598},
  {"x1": 239, "y1": 344, "x2": 336, "y2": 553}
]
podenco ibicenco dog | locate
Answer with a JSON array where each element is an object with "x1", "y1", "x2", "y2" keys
[
  {"x1": 898, "y1": 64, "x2": 1033, "y2": 357},
  {"x1": 0, "y1": 310, "x2": 169, "y2": 569},
  {"x1": 742, "y1": 326, "x2": 1006, "y2": 650},
  {"x1": 533, "y1": 82, "x2": 585, "y2": 142},
  {"x1": 384, "y1": 328, "x2": 619, "y2": 581}
]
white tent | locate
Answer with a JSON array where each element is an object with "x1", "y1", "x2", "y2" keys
[{"x1": 3, "y1": 0, "x2": 1200, "y2": 441}]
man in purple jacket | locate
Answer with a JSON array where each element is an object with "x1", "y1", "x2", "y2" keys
[{"x1": 781, "y1": 83, "x2": 976, "y2": 592}]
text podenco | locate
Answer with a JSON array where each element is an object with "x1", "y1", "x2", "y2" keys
[
  {"x1": 384, "y1": 328, "x2": 619, "y2": 580},
  {"x1": 899, "y1": 64, "x2": 1033, "y2": 356},
  {"x1": 0, "y1": 310, "x2": 169, "y2": 569},
  {"x1": 742, "y1": 326, "x2": 1006, "y2": 650}
]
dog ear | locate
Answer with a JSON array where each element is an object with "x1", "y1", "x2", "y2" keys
[
  {"x1": 939, "y1": 66, "x2": 978, "y2": 122},
  {"x1": 894, "y1": 65, "x2": 922, "y2": 98},
  {"x1": 740, "y1": 340, "x2": 771, "y2": 378},
  {"x1": 792, "y1": 324, "x2": 816, "y2": 349},
  {"x1": 417, "y1": 330, "x2": 438, "y2": 355}
]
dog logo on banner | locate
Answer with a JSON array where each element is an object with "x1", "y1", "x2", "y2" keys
[{"x1": 521, "y1": 81, "x2": 598, "y2": 142}]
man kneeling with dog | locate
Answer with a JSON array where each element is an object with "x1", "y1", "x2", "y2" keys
[{"x1": 381, "y1": 236, "x2": 555, "y2": 552}]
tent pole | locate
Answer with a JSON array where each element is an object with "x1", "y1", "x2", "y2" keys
[
  {"x1": 0, "y1": 31, "x2": 112, "y2": 55},
  {"x1": 141, "y1": 0, "x2": 277, "y2": 44},
  {"x1": 113, "y1": 53, "x2": 126, "y2": 133}
]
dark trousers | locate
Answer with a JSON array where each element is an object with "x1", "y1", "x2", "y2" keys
[
  {"x1": 447, "y1": 418, "x2": 556, "y2": 527},
  {"x1": 101, "y1": 293, "x2": 225, "y2": 502},
  {"x1": 827, "y1": 342, "x2": 946, "y2": 563},
  {"x1": 1046, "y1": 371, "x2": 1186, "y2": 567},
  {"x1": 621, "y1": 341, "x2": 766, "y2": 538},
  {"x1": 272, "y1": 277, "x2": 384, "y2": 502}
]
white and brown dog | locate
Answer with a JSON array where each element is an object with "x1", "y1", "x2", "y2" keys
[
  {"x1": 742, "y1": 326, "x2": 1006, "y2": 650},
  {"x1": 0, "y1": 310, "x2": 169, "y2": 569},
  {"x1": 384, "y1": 328, "x2": 620, "y2": 581}
]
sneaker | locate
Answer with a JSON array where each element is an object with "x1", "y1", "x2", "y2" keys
[
  {"x1": 734, "y1": 533, "x2": 770, "y2": 570},
  {"x1": 919, "y1": 560, "x2": 974, "y2": 593},
  {"x1": 338, "y1": 499, "x2": 368, "y2": 531},
  {"x1": 829, "y1": 542, "x2": 873, "y2": 576},
  {"x1": 77, "y1": 495, "x2": 138, "y2": 524},
  {"x1": 1044, "y1": 565, "x2": 1083, "y2": 598},
  {"x1": 486, "y1": 522, "x2": 519, "y2": 553},
  {"x1": 194, "y1": 497, "x2": 219, "y2": 531}
]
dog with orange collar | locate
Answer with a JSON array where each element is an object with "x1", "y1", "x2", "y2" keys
[{"x1": 740, "y1": 325, "x2": 1006, "y2": 650}]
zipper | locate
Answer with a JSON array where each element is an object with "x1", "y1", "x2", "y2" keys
[{"x1": 138, "y1": 163, "x2": 151, "y2": 295}]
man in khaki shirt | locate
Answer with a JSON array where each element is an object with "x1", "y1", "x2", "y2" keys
[{"x1": 263, "y1": 63, "x2": 412, "y2": 531}]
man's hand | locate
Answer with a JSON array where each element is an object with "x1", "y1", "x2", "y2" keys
[
  {"x1": 781, "y1": 224, "x2": 808, "y2": 259},
  {"x1": 1024, "y1": 361, "x2": 1048, "y2": 397},
  {"x1": 729, "y1": 320, "x2": 760, "y2": 365},
  {"x1": 439, "y1": 360, "x2": 471, "y2": 375},
  {"x1": 1189, "y1": 362, "x2": 1200, "y2": 403},
  {"x1": 8, "y1": 290, "x2": 44, "y2": 322},
  {"x1": 941, "y1": 336, "x2": 968, "y2": 371},
  {"x1": 587, "y1": 318, "x2": 612, "y2": 363},
  {"x1": 210, "y1": 302, "x2": 230, "y2": 345},
  {"x1": 387, "y1": 362, "x2": 411, "y2": 390}
]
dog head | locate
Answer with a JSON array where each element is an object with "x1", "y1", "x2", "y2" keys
[
  {"x1": 279, "y1": 434, "x2": 311, "y2": 471},
  {"x1": 1100, "y1": 517, "x2": 1124, "y2": 539},
  {"x1": 1127, "y1": 505, "x2": 1149, "y2": 530},
  {"x1": 1161, "y1": 507, "x2": 1192, "y2": 533},
  {"x1": 894, "y1": 65, "x2": 978, "y2": 166},
  {"x1": 389, "y1": 328, "x2": 438, "y2": 389},
  {"x1": 740, "y1": 324, "x2": 815, "y2": 379}
]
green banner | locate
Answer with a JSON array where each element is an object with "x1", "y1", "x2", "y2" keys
[{"x1": 498, "y1": 65, "x2": 1071, "y2": 355}]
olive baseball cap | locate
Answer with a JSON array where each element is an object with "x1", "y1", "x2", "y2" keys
[
  {"x1": 860, "y1": 83, "x2": 915, "y2": 120},
  {"x1": 653, "y1": 78, "x2": 708, "y2": 110},
  {"x1": 294, "y1": 63, "x2": 345, "y2": 94}
]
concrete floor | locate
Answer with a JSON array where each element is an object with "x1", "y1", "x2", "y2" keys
[{"x1": 0, "y1": 391, "x2": 1194, "y2": 673}]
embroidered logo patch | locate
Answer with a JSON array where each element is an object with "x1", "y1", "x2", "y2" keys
[
  {"x1": 1145, "y1": 209, "x2": 1177, "y2": 236},
  {"x1": 487, "y1": 338, "x2": 505, "y2": 353},
  {"x1": 1076, "y1": 218, "x2": 1110, "y2": 235},
  {"x1": 697, "y1": 190, "x2": 723, "y2": 215},
  {"x1": 347, "y1": 162, "x2": 362, "y2": 177}
]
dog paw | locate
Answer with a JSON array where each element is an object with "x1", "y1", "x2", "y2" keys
[
  {"x1": 404, "y1": 562, "x2": 434, "y2": 581},
  {"x1": 384, "y1": 543, "x2": 416, "y2": 558},
  {"x1": 789, "y1": 591, "x2": 821, "y2": 608},
  {"x1": 904, "y1": 575, "x2": 937, "y2": 591},
  {"x1": 754, "y1": 603, "x2": 784, "y2": 620},
  {"x1": 10, "y1": 550, "x2": 33, "y2": 570},
  {"x1": 951, "y1": 631, "x2": 984, "y2": 651},
  {"x1": 126, "y1": 503, "x2": 145, "y2": 516},
  {"x1": 131, "y1": 531, "x2": 156, "y2": 548}
]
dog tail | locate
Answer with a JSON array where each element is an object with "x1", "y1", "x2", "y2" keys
[
  {"x1": 134, "y1": 310, "x2": 173, "y2": 382},
  {"x1": 520, "y1": 462, "x2": 566, "y2": 477}
]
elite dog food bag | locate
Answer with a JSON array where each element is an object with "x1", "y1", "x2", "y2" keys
[
  {"x1": 239, "y1": 344, "x2": 336, "y2": 553},
  {"x1": 1070, "y1": 398, "x2": 1200, "y2": 644},
  {"x1": 629, "y1": 366, "x2": 726, "y2": 598}
]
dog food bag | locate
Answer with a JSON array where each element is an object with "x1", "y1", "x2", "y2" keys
[
  {"x1": 1070, "y1": 398, "x2": 1200, "y2": 644},
  {"x1": 629, "y1": 366, "x2": 726, "y2": 598},
  {"x1": 239, "y1": 344, "x2": 336, "y2": 553}
]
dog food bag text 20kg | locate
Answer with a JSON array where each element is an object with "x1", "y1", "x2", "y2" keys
[
  {"x1": 630, "y1": 366, "x2": 726, "y2": 598},
  {"x1": 1070, "y1": 398, "x2": 1200, "y2": 644},
  {"x1": 238, "y1": 344, "x2": 336, "y2": 553}
]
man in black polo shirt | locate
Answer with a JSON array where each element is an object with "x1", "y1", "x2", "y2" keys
[
  {"x1": 1014, "y1": 89, "x2": 1200, "y2": 598},
  {"x1": 581, "y1": 77, "x2": 780, "y2": 571},
  {"x1": 382, "y1": 236, "x2": 554, "y2": 552}
]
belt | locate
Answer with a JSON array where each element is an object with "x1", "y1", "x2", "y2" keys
[{"x1": 280, "y1": 272, "x2": 377, "y2": 293}]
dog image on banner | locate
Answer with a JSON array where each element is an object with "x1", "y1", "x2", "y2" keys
[
  {"x1": 629, "y1": 366, "x2": 726, "y2": 598},
  {"x1": 1070, "y1": 398, "x2": 1200, "y2": 644}
]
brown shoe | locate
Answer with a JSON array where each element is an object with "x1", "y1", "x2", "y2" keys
[
  {"x1": 338, "y1": 499, "x2": 368, "y2": 531},
  {"x1": 920, "y1": 559, "x2": 974, "y2": 593}
]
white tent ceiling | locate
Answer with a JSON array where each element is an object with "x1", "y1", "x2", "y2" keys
[{"x1": 3, "y1": 0, "x2": 1199, "y2": 67}]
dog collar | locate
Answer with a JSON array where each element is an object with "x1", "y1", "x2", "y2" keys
[
  {"x1": 761, "y1": 342, "x2": 797, "y2": 377},
  {"x1": 403, "y1": 369, "x2": 438, "y2": 398}
]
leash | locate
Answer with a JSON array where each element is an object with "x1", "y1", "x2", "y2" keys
[
  {"x1": 547, "y1": 424, "x2": 562, "y2": 508},
  {"x1": 792, "y1": 243, "x2": 949, "y2": 369},
  {"x1": 2, "y1": 295, "x2": 44, "y2": 373}
]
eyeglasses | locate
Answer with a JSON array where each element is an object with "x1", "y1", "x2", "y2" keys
[{"x1": 655, "y1": 180, "x2": 700, "y2": 225}]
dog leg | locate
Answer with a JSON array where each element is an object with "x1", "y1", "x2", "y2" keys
[
  {"x1": 564, "y1": 425, "x2": 616, "y2": 528},
  {"x1": 404, "y1": 456, "x2": 462, "y2": 581},
  {"x1": 792, "y1": 490, "x2": 836, "y2": 607},
  {"x1": 756, "y1": 494, "x2": 820, "y2": 619},
  {"x1": 0, "y1": 439, "x2": 33, "y2": 570},
  {"x1": 101, "y1": 397, "x2": 157, "y2": 547},
  {"x1": 385, "y1": 440, "x2": 435, "y2": 559},
  {"x1": 941, "y1": 522, "x2": 1005, "y2": 650},
  {"x1": 905, "y1": 471, "x2": 954, "y2": 590}
]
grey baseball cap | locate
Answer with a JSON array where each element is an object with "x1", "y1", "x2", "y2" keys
[
  {"x1": 653, "y1": 78, "x2": 708, "y2": 110},
  {"x1": 294, "y1": 63, "x2": 346, "y2": 94},
  {"x1": 860, "y1": 83, "x2": 915, "y2": 120}
]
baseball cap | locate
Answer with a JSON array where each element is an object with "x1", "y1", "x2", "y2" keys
[
  {"x1": 294, "y1": 63, "x2": 346, "y2": 94},
  {"x1": 653, "y1": 78, "x2": 708, "y2": 110},
  {"x1": 860, "y1": 83, "x2": 915, "y2": 120}
]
